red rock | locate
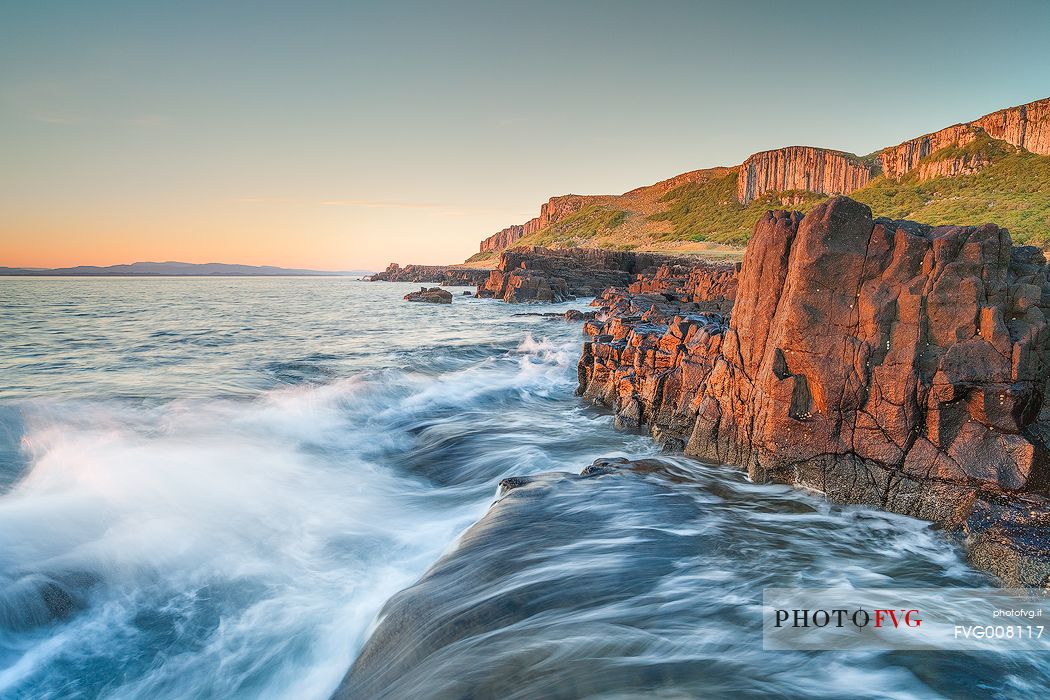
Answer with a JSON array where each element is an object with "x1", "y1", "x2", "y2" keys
[
  {"x1": 972, "y1": 96, "x2": 1050, "y2": 156},
  {"x1": 577, "y1": 196, "x2": 1050, "y2": 585},
  {"x1": 478, "y1": 195, "x2": 614, "y2": 253},
  {"x1": 737, "y1": 147, "x2": 876, "y2": 205}
]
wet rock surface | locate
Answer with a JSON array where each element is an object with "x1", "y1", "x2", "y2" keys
[
  {"x1": 334, "y1": 457, "x2": 1034, "y2": 699},
  {"x1": 577, "y1": 196, "x2": 1050, "y2": 585},
  {"x1": 333, "y1": 460, "x2": 702, "y2": 700},
  {"x1": 513, "y1": 309, "x2": 598, "y2": 321},
  {"x1": 403, "y1": 287, "x2": 453, "y2": 304}
]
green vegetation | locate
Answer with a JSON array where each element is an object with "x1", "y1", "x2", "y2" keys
[
  {"x1": 851, "y1": 150, "x2": 1050, "y2": 245},
  {"x1": 524, "y1": 206, "x2": 629, "y2": 247},
  {"x1": 925, "y1": 132, "x2": 1016, "y2": 162},
  {"x1": 464, "y1": 250, "x2": 498, "y2": 263},
  {"x1": 481, "y1": 138, "x2": 1050, "y2": 257},
  {"x1": 648, "y1": 172, "x2": 826, "y2": 244}
]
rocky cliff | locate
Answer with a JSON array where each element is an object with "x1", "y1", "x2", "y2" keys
[
  {"x1": 875, "y1": 124, "x2": 984, "y2": 180},
  {"x1": 479, "y1": 195, "x2": 611, "y2": 252},
  {"x1": 473, "y1": 96, "x2": 1050, "y2": 254},
  {"x1": 973, "y1": 96, "x2": 1050, "y2": 156},
  {"x1": 736, "y1": 147, "x2": 876, "y2": 205},
  {"x1": 578, "y1": 196, "x2": 1050, "y2": 585},
  {"x1": 726, "y1": 97, "x2": 1050, "y2": 201}
]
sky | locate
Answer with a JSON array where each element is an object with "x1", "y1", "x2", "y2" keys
[{"x1": 2, "y1": 0, "x2": 1049, "y2": 271}]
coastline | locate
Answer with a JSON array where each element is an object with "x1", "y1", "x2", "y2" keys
[{"x1": 376, "y1": 196, "x2": 1050, "y2": 588}]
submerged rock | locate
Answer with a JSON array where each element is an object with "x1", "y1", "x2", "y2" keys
[
  {"x1": 511, "y1": 309, "x2": 599, "y2": 321},
  {"x1": 404, "y1": 287, "x2": 453, "y2": 304},
  {"x1": 331, "y1": 458, "x2": 732, "y2": 700},
  {"x1": 333, "y1": 456, "x2": 1024, "y2": 699}
]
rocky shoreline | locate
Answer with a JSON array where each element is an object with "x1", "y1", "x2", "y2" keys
[
  {"x1": 569, "y1": 196, "x2": 1050, "y2": 586},
  {"x1": 378, "y1": 197, "x2": 1050, "y2": 586},
  {"x1": 368, "y1": 262, "x2": 490, "y2": 285},
  {"x1": 475, "y1": 246, "x2": 731, "y2": 303}
]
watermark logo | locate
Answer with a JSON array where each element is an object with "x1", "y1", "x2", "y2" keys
[{"x1": 763, "y1": 588, "x2": 1050, "y2": 651}]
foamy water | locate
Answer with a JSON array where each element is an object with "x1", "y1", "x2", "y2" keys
[{"x1": 1, "y1": 278, "x2": 1047, "y2": 699}]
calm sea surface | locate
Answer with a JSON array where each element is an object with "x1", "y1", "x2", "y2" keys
[{"x1": 0, "y1": 278, "x2": 1045, "y2": 699}]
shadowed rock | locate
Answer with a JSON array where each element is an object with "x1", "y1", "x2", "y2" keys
[
  {"x1": 372, "y1": 263, "x2": 489, "y2": 285},
  {"x1": 404, "y1": 287, "x2": 453, "y2": 304},
  {"x1": 477, "y1": 247, "x2": 736, "y2": 304}
]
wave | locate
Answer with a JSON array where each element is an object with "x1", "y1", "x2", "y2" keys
[{"x1": 0, "y1": 328, "x2": 638, "y2": 699}]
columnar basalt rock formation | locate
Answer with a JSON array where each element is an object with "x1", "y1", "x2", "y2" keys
[
  {"x1": 473, "y1": 97, "x2": 1050, "y2": 254},
  {"x1": 369, "y1": 263, "x2": 490, "y2": 285},
  {"x1": 479, "y1": 224, "x2": 526, "y2": 253},
  {"x1": 578, "y1": 196, "x2": 1050, "y2": 585},
  {"x1": 876, "y1": 124, "x2": 984, "y2": 180},
  {"x1": 479, "y1": 195, "x2": 611, "y2": 253},
  {"x1": 736, "y1": 147, "x2": 876, "y2": 205},
  {"x1": 973, "y1": 96, "x2": 1050, "y2": 156}
]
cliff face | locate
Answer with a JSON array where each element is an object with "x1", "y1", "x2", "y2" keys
[
  {"x1": 973, "y1": 96, "x2": 1050, "y2": 156},
  {"x1": 876, "y1": 97, "x2": 1050, "y2": 181},
  {"x1": 736, "y1": 147, "x2": 876, "y2": 205},
  {"x1": 479, "y1": 195, "x2": 605, "y2": 252},
  {"x1": 473, "y1": 96, "x2": 1050, "y2": 255},
  {"x1": 479, "y1": 224, "x2": 526, "y2": 253},
  {"x1": 876, "y1": 124, "x2": 982, "y2": 179},
  {"x1": 578, "y1": 197, "x2": 1050, "y2": 585}
]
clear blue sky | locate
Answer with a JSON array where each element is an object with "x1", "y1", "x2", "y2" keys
[{"x1": 2, "y1": 0, "x2": 1048, "y2": 269}]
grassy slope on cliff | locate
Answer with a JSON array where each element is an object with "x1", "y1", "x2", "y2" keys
[
  {"x1": 851, "y1": 150, "x2": 1050, "y2": 245},
  {"x1": 502, "y1": 139, "x2": 1050, "y2": 253},
  {"x1": 648, "y1": 173, "x2": 826, "y2": 244}
]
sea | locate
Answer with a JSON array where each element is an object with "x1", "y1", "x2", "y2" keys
[{"x1": 0, "y1": 277, "x2": 1047, "y2": 699}]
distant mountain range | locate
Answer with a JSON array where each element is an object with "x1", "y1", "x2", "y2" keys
[
  {"x1": 470, "y1": 95, "x2": 1050, "y2": 259},
  {"x1": 0, "y1": 262, "x2": 373, "y2": 276}
]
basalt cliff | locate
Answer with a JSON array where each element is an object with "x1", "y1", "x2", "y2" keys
[
  {"x1": 576, "y1": 196, "x2": 1050, "y2": 586},
  {"x1": 478, "y1": 195, "x2": 617, "y2": 253},
  {"x1": 472, "y1": 96, "x2": 1050, "y2": 254}
]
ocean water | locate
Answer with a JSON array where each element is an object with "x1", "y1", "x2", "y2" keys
[{"x1": 0, "y1": 277, "x2": 1046, "y2": 700}]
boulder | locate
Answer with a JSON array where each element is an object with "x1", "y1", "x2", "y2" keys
[{"x1": 403, "y1": 287, "x2": 453, "y2": 304}]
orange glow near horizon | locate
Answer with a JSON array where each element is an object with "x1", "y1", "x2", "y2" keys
[
  {"x1": 2, "y1": 198, "x2": 527, "y2": 271},
  {"x1": 5, "y1": 3, "x2": 1048, "y2": 274}
]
